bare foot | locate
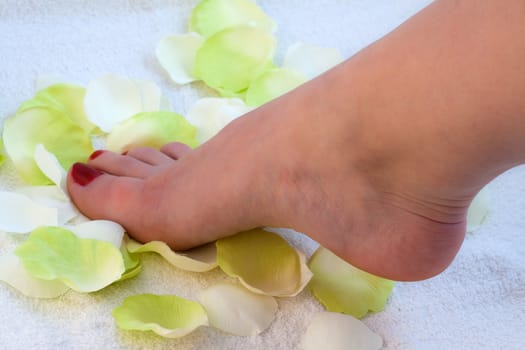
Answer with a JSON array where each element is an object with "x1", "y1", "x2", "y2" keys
[
  {"x1": 67, "y1": 0, "x2": 525, "y2": 281},
  {"x1": 67, "y1": 64, "x2": 473, "y2": 282}
]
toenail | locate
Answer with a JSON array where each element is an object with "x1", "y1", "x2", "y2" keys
[
  {"x1": 121, "y1": 151, "x2": 128, "y2": 156},
  {"x1": 71, "y1": 163, "x2": 103, "y2": 186},
  {"x1": 89, "y1": 150, "x2": 106, "y2": 160}
]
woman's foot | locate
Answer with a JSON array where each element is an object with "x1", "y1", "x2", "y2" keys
[
  {"x1": 67, "y1": 62, "x2": 475, "y2": 281},
  {"x1": 68, "y1": 0, "x2": 525, "y2": 281}
]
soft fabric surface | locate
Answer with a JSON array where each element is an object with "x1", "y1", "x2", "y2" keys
[{"x1": 1, "y1": 1, "x2": 524, "y2": 349}]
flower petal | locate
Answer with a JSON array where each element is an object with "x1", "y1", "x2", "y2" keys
[
  {"x1": 18, "y1": 83, "x2": 98, "y2": 135},
  {"x1": 34, "y1": 144, "x2": 67, "y2": 196},
  {"x1": 0, "y1": 254, "x2": 69, "y2": 298},
  {"x1": 16, "y1": 186, "x2": 79, "y2": 225},
  {"x1": 65, "y1": 220, "x2": 125, "y2": 249},
  {"x1": 156, "y1": 33, "x2": 205, "y2": 85},
  {"x1": 106, "y1": 111, "x2": 198, "y2": 153},
  {"x1": 308, "y1": 247, "x2": 394, "y2": 318},
  {"x1": 15, "y1": 226, "x2": 125, "y2": 292},
  {"x1": 0, "y1": 191, "x2": 58, "y2": 233},
  {"x1": 467, "y1": 187, "x2": 490, "y2": 232},
  {"x1": 186, "y1": 97, "x2": 252, "y2": 144},
  {"x1": 301, "y1": 312, "x2": 383, "y2": 350},
  {"x1": 198, "y1": 282, "x2": 277, "y2": 336},
  {"x1": 112, "y1": 294, "x2": 208, "y2": 338},
  {"x1": 189, "y1": 0, "x2": 277, "y2": 38},
  {"x1": 194, "y1": 26, "x2": 276, "y2": 96},
  {"x1": 84, "y1": 74, "x2": 159, "y2": 133},
  {"x1": 2, "y1": 107, "x2": 93, "y2": 185},
  {"x1": 216, "y1": 228, "x2": 309, "y2": 296},
  {"x1": 245, "y1": 68, "x2": 306, "y2": 106},
  {"x1": 127, "y1": 239, "x2": 217, "y2": 272},
  {"x1": 283, "y1": 42, "x2": 344, "y2": 80}
]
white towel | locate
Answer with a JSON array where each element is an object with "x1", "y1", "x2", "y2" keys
[{"x1": 1, "y1": 1, "x2": 524, "y2": 349}]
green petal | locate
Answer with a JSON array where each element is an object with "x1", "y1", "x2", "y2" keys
[
  {"x1": 17, "y1": 83, "x2": 99, "y2": 135},
  {"x1": 308, "y1": 247, "x2": 394, "y2": 318},
  {"x1": 15, "y1": 226, "x2": 125, "y2": 292},
  {"x1": 0, "y1": 254, "x2": 69, "y2": 299},
  {"x1": 216, "y1": 228, "x2": 306, "y2": 296},
  {"x1": 112, "y1": 294, "x2": 208, "y2": 338},
  {"x1": 185, "y1": 97, "x2": 252, "y2": 144},
  {"x1": 194, "y1": 26, "x2": 276, "y2": 96},
  {"x1": 127, "y1": 239, "x2": 217, "y2": 272},
  {"x1": 2, "y1": 107, "x2": 93, "y2": 185},
  {"x1": 466, "y1": 187, "x2": 490, "y2": 232},
  {"x1": 118, "y1": 242, "x2": 142, "y2": 281},
  {"x1": 0, "y1": 138, "x2": 5, "y2": 167},
  {"x1": 245, "y1": 68, "x2": 306, "y2": 107},
  {"x1": 156, "y1": 33, "x2": 205, "y2": 85},
  {"x1": 198, "y1": 283, "x2": 278, "y2": 336},
  {"x1": 301, "y1": 312, "x2": 383, "y2": 350},
  {"x1": 189, "y1": 0, "x2": 276, "y2": 38},
  {"x1": 106, "y1": 111, "x2": 198, "y2": 153}
]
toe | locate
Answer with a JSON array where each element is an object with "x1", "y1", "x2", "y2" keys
[
  {"x1": 160, "y1": 142, "x2": 192, "y2": 160},
  {"x1": 87, "y1": 150, "x2": 157, "y2": 178},
  {"x1": 124, "y1": 147, "x2": 175, "y2": 165},
  {"x1": 67, "y1": 163, "x2": 146, "y2": 226}
]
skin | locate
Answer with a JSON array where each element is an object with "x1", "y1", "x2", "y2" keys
[{"x1": 67, "y1": 0, "x2": 525, "y2": 281}]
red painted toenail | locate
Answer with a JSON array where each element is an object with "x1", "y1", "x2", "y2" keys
[
  {"x1": 71, "y1": 163, "x2": 103, "y2": 186},
  {"x1": 89, "y1": 150, "x2": 105, "y2": 160},
  {"x1": 121, "y1": 151, "x2": 128, "y2": 156}
]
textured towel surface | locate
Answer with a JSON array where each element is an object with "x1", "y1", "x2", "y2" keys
[{"x1": 1, "y1": 1, "x2": 525, "y2": 349}]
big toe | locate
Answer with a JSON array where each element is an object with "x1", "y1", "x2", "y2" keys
[{"x1": 67, "y1": 162, "x2": 145, "y2": 228}]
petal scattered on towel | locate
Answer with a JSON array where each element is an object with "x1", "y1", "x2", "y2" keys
[
  {"x1": 301, "y1": 312, "x2": 383, "y2": 350},
  {"x1": 84, "y1": 74, "x2": 164, "y2": 133},
  {"x1": 194, "y1": 26, "x2": 276, "y2": 96},
  {"x1": 245, "y1": 68, "x2": 306, "y2": 107},
  {"x1": 308, "y1": 246, "x2": 394, "y2": 318},
  {"x1": 156, "y1": 33, "x2": 205, "y2": 85},
  {"x1": 216, "y1": 228, "x2": 311, "y2": 296},
  {"x1": 466, "y1": 187, "x2": 490, "y2": 232},
  {"x1": 0, "y1": 191, "x2": 58, "y2": 233},
  {"x1": 112, "y1": 294, "x2": 208, "y2": 338},
  {"x1": 189, "y1": 0, "x2": 276, "y2": 38},
  {"x1": 15, "y1": 226, "x2": 125, "y2": 292},
  {"x1": 186, "y1": 97, "x2": 252, "y2": 144},
  {"x1": 198, "y1": 282, "x2": 278, "y2": 336},
  {"x1": 0, "y1": 254, "x2": 69, "y2": 299},
  {"x1": 127, "y1": 239, "x2": 218, "y2": 272},
  {"x1": 106, "y1": 111, "x2": 198, "y2": 153},
  {"x1": 2, "y1": 107, "x2": 93, "y2": 185}
]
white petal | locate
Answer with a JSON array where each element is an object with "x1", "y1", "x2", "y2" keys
[
  {"x1": 16, "y1": 186, "x2": 79, "y2": 225},
  {"x1": 0, "y1": 254, "x2": 69, "y2": 298},
  {"x1": 198, "y1": 283, "x2": 278, "y2": 336},
  {"x1": 134, "y1": 79, "x2": 163, "y2": 112},
  {"x1": 0, "y1": 191, "x2": 58, "y2": 233},
  {"x1": 66, "y1": 220, "x2": 125, "y2": 249},
  {"x1": 283, "y1": 42, "x2": 344, "y2": 80},
  {"x1": 34, "y1": 144, "x2": 68, "y2": 197},
  {"x1": 301, "y1": 312, "x2": 383, "y2": 350},
  {"x1": 156, "y1": 33, "x2": 205, "y2": 85},
  {"x1": 186, "y1": 97, "x2": 253, "y2": 144},
  {"x1": 84, "y1": 74, "x2": 144, "y2": 133}
]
